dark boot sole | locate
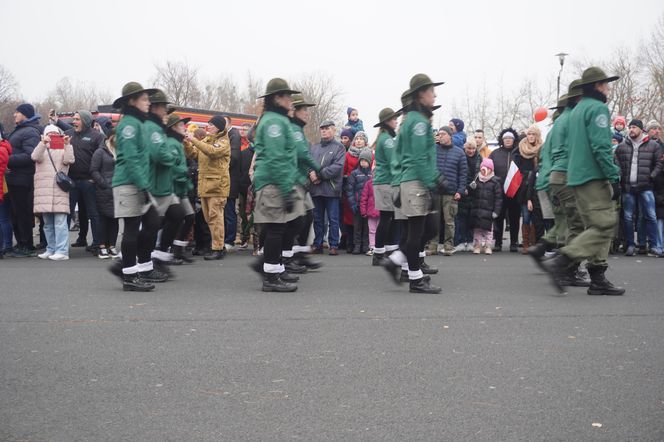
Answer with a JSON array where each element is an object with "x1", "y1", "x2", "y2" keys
[
  {"x1": 587, "y1": 288, "x2": 625, "y2": 296},
  {"x1": 123, "y1": 284, "x2": 155, "y2": 292},
  {"x1": 409, "y1": 287, "x2": 442, "y2": 294},
  {"x1": 262, "y1": 285, "x2": 298, "y2": 292}
]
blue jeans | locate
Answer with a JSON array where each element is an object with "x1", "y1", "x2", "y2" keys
[
  {"x1": 312, "y1": 196, "x2": 340, "y2": 248},
  {"x1": 521, "y1": 204, "x2": 532, "y2": 225},
  {"x1": 43, "y1": 213, "x2": 69, "y2": 255},
  {"x1": 454, "y1": 213, "x2": 473, "y2": 245},
  {"x1": 0, "y1": 198, "x2": 13, "y2": 251},
  {"x1": 70, "y1": 179, "x2": 100, "y2": 246},
  {"x1": 224, "y1": 198, "x2": 237, "y2": 245},
  {"x1": 623, "y1": 190, "x2": 659, "y2": 252},
  {"x1": 657, "y1": 219, "x2": 664, "y2": 252}
]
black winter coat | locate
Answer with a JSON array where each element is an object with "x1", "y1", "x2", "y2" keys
[
  {"x1": 346, "y1": 166, "x2": 372, "y2": 213},
  {"x1": 615, "y1": 137, "x2": 664, "y2": 192},
  {"x1": 6, "y1": 117, "x2": 41, "y2": 187},
  {"x1": 57, "y1": 123, "x2": 106, "y2": 180},
  {"x1": 239, "y1": 145, "x2": 254, "y2": 195},
  {"x1": 90, "y1": 145, "x2": 115, "y2": 217},
  {"x1": 488, "y1": 146, "x2": 517, "y2": 187},
  {"x1": 471, "y1": 176, "x2": 503, "y2": 231},
  {"x1": 458, "y1": 153, "x2": 482, "y2": 216},
  {"x1": 227, "y1": 127, "x2": 242, "y2": 199},
  {"x1": 513, "y1": 151, "x2": 536, "y2": 204}
]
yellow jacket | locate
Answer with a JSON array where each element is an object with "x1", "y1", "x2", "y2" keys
[{"x1": 185, "y1": 131, "x2": 231, "y2": 197}]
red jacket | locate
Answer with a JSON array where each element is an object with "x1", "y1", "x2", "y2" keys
[
  {"x1": 360, "y1": 178, "x2": 379, "y2": 218},
  {"x1": 0, "y1": 139, "x2": 12, "y2": 201}
]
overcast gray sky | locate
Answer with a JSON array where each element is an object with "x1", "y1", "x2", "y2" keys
[{"x1": 3, "y1": 0, "x2": 662, "y2": 136}]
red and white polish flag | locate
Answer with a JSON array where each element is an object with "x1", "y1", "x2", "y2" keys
[{"x1": 503, "y1": 161, "x2": 522, "y2": 198}]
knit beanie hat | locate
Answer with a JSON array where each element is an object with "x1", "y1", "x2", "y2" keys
[
  {"x1": 208, "y1": 115, "x2": 226, "y2": 132},
  {"x1": 16, "y1": 103, "x2": 35, "y2": 119},
  {"x1": 613, "y1": 116, "x2": 626, "y2": 127},
  {"x1": 347, "y1": 107, "x2": 356, "y2": 117},
  {"x1": 340, "y1": 128, "x2": 354, "y2": 139},
  {"x1": 43, "y1": 124, "x2": 62, "y2": 135},
  {"x1": 628, "y1": 119, "x2": 644, "y2": 130},
  {"x1": 359, "y1": 148, "x2": 373, "y2": 165},
  {"x1": 77, "y1": 110, "x2": 94, "y2": 129},
  {"x1": 450, "y1": 118, "x2": 465, "y2": 133},
  {"x1": 438, "y1": 126, "x2": 453, "y2": 137},
  {"x1": 353, "y1": 131, "x2": 369, "y2": 145},
  {"x1": 481, "y1": 158, "x2": 494, "y2": 171},
  {"x1": 612, "y1": 133, "x2": 624, "y2": 143},
  {"x1": 645, "y1": 119, "x2": 661, "y2": 132}
]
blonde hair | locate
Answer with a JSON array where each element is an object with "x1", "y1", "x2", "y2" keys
[{"x1": 464, "y1": 138, "x2": 477, "y2": 149}]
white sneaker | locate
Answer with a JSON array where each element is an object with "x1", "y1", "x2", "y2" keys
[
  {"x1": 49, "y1": 253, "x2": 69, "y2": 261},
  {"x1": 436, "y1": 243, "x2": 445, "y2": 254},
  {"x1": 224, "y1": 243, "x2": 235, "y2": 252},
  {"x1": 464, "y1": 243, "x2": 472, "y2": 252},
  {"x1": 108, "y1": 246, "x2": 119, "y2": 257},
  {"x1": 38, "y1": 251, "x2": 54, "y2": 259},
  {"x1": 454, "y1": 244, "x2": 466, "y2": 253},
  {"x1": 98, "y1": 248, "x2": 111, "y2": 259}
]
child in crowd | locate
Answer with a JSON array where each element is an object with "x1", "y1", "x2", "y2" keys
[
  {"x1": 611, "y1": 132, "x2": 623, "y2": 149},
  {"x1": 613, "y1": 116, "x2": 627, "y2": 138},
  {"x1": 360, "y1": 174, "x2": 380, "y2": 256},
  {"x1": 345, "y1": 107, "x2": 365, "y2": 137},
  {"x1": 346, "y1": 149, "x2": 373, "y2": 254},
  {"x1": 340, "y1": 128, "x2": 353, "y2": 150},
  {"x1": 471, "y1": 158, "x2": 503, "y2": 255}
]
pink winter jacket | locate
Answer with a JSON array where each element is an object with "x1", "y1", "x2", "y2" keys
[
  {"x1": 31, "y1": 141, "x2": 75, "y2": 214},
  {"x1": 359, "y1": 178, "x2": 379, "y2": 218}
]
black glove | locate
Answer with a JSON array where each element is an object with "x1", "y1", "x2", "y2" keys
[
  {"x1": 284, "y1": 189, "x2": 296, "y2": 213},
  {"x1": 611, "y1": 181, "x2": 621, "y2": 201},
  {"x1": 392, "y1": 187, "x2": 401, "y2": 208},
  {"x1": 436, "y1": 174, "x2": 449, "y2": 194},
  {"x1": 142, "y1": 190, "x2": 151, "y2": 205}
]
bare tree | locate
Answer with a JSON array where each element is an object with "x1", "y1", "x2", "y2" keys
[
  {"x1": 42, "y1": 77, "x2": 111, "y2": 112},
  {"x1": 0, "y1": 65, "x2": 18, "y2": 104},
  {"x1": 199, "y1": 76, "x2": 243, "y2": 111},
  {"x1": 640, "y1": 12, "x2": 664, "y2": 123},
  {"x1": 242, "y1": 72, "x2": 264, "y2": 116},
  {"x1": 292, "y1": 72, "x2": 344, "y2": 142},
  {"x1": 153, "y1": 61, "x2": 201, "y2": 107}
]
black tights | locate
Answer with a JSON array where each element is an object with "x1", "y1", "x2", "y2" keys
[
  {"x1": 176, "y1": 214, "x2": 195, "y2": 242},
  {"x1": 121, "y1": 206, "x2": 160, "y2": 268},
  {"x1": 375, "y1": 210, "x2": 397, "y2": 249},
  {"x1": 297, "y1": 210, "x2": 314, "y2": 247},
  {"x1": 406, "y1": 214, "x2": 438, "y2": 272},
  {"x1": 158, "y1": 204, "x2": 187, "y2": 252},
  {"x1": 263, "y1": 223, "x2": 286, "y2": 265},
  {"x1": 283, "y1": 216, "x2": 304, "y2": 253}
]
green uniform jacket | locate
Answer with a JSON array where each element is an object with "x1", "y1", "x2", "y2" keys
[
  {"x1": 373, "y1": 131, "x2": 396, "y2": 186},
  {"x1": 145, "y1": 118, "x2": 177, "y2": 197},
  {"x1": 535, "y1": 136, "x2": 552, "y2": 191},
  {"x1": 112, "y1": 113, "x2": 151, "y2": 190},
  {"x1": 290, "y1": 121, "x2": 319, "y2": 186},
  {"x1": 253, "y1": 111, "x2": 298, "y2": 195},
  {"x1": 395, "y1": 111, "x2": 439, "y2": 188},
  {"x1": 550, "y1": 108, "x2": 571, "y2": 173},
  {"x1": 185, "y1": 131, "x2": 231, "y2": 198},
  {"x1": 567, "y1": 96, "x2": 620, "y2": 187},
  {"x1": 167, "y1": 136, "x2": 193, "y2": 198}
]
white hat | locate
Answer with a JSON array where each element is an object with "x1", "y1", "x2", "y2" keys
[{"x1": 43, "y1": 124, "x2": 62, "y2": 135}]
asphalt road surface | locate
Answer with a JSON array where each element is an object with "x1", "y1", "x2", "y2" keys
[{"x1": 1, "y1": 248, "x2": 663, "y2": 441}]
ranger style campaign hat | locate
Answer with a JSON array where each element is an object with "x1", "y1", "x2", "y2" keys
[
  {"x1": 113, "y1": 82, "x2": 158, "y2": 109},
  {"x1": 259, "y1": 78, "x2": 300, "y2": 98},
  {"x1": 405, "y1": 73, "x2": 444, "y2": 97},
  {"x1": 149, "y1": 89, "x2": 171, "y2": 105},
  {"x1": 576, "y1": 67, "x2": 620, "y2": 87},
  {"x1": 373, "y1": 107, "x2": 402, "y2": 128},
  {"x1": 165, "y1": 114, "x2": 191, "y2": 128},
  {"x1": 566, "y1": 79, "x2": 583, "y2": 99},
  {"x1": 291, "y1": 93, "x2": 316, "y2": 108},
  {"x1": 396, "y1": 90, "x2": 413, "y2": 114},
  {"x1": 549, "y1": 94, "x2": 568, "y2": 110}
]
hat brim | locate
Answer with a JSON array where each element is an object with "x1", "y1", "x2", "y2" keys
[
  {"x1": 405, "y1": 81, "x2": 445, "y2": 97},
  {"x1": 167, "y1": 117, "x2": 191, "y2": 128},
  {"x1": 258, "y1": 88, "x2": 301, "y2": 99},
  {"x1": 576, "y1": 75, "x2": 620, "y2": 87},
  {"x1": 112, "y1": 88, "x2": 159, "y2": 109},
  {"x1": 431, "y1": 105, "x2": 441, "y2": 111},
  {"x1": 373, "y1": 110, "x2": 403, "y2": 128},
  {"x1": 294, "y1": 102, "x2": 316, "y2": 108}
]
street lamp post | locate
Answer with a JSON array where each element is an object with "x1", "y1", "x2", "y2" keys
[{"x1": 555, "y1": 52, "x2": 569, "y2": 100}]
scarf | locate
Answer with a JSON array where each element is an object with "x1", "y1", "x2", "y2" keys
[
  {"x1": 518, "y1": 126, "x2": 543, "y2": 160},
  {"x1": 479, "y1": 168, "x2": 494, "y2": 183},
  {"x1": 348, "y1": 146, "x2": 362, "y2": 157}
]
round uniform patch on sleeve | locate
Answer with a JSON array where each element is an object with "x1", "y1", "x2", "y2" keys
[
  {"x1": 293, "y1": 131, "x2": 304, "y2": 142},
  {"x1": 151, "y1": 132, "x2": 164, "y2": 144},
  {"x1": 267, "y1": 124, "x2": 283, "y2": 138},
  {"x1": 121, "y1": 125, "x2": 136, "y2": 139},
  {"x1": 413, "y1": 122, "x2": 428, "y2": 136},
  {"x1": 595, "y1": 114, "x2": 609, "y2": 128},
  {"x1": 385, "y1": 138, "x2": 395, "y2": 148}
]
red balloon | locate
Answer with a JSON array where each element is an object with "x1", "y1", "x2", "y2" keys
[{"x1": 534, "y1": 107, "x2": 548, "y2": 122}]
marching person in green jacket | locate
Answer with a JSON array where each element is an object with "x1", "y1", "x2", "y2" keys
[
  {"x1": 371, "y1": 107, "x2": 402, "y2": 266},
  {"x1": 542, "y1": 67, "x2": 625, "y2": 296},
  {"x1": 284, "y1": 93, "x2": 322, "y2": 272},
  {"x1": 164, "y1": 113, "x2": 196, "y2": 265},
  {"x1": 146, "y1": 90, "x2": 184, "y2": 276},
  {"x1": 384, "y1": 74, "x2": 447, "y2": 294},
  {"x1": 109, "y1": 82, "x2": 162, "y2": 292},
  {"x1": 250, "y1": 78, "x2": 304, "y2": 292}
]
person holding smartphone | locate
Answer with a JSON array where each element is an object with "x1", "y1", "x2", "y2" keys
[{"x1": 30, "y1": 125, "x2": 75, "y2": 260}]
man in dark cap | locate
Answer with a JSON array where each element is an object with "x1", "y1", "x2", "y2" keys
[
  {"x1": 6, "y1": 103, "x2": 41, "y2": 257},
  {"x1": 614, "y1": 118, "x2": 663, "y2": 256}
]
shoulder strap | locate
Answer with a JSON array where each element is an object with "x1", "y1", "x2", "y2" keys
[{"x1": 45, "y1": 146, "x2": 61, "y2": 174}]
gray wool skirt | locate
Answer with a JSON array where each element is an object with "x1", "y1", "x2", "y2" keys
[
  {"x1": 254, "y1": 184, "x2": 304, "y2": 224},
  {"x1": 400, "y1": 180, "x2": 432, "y2": 218}
]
